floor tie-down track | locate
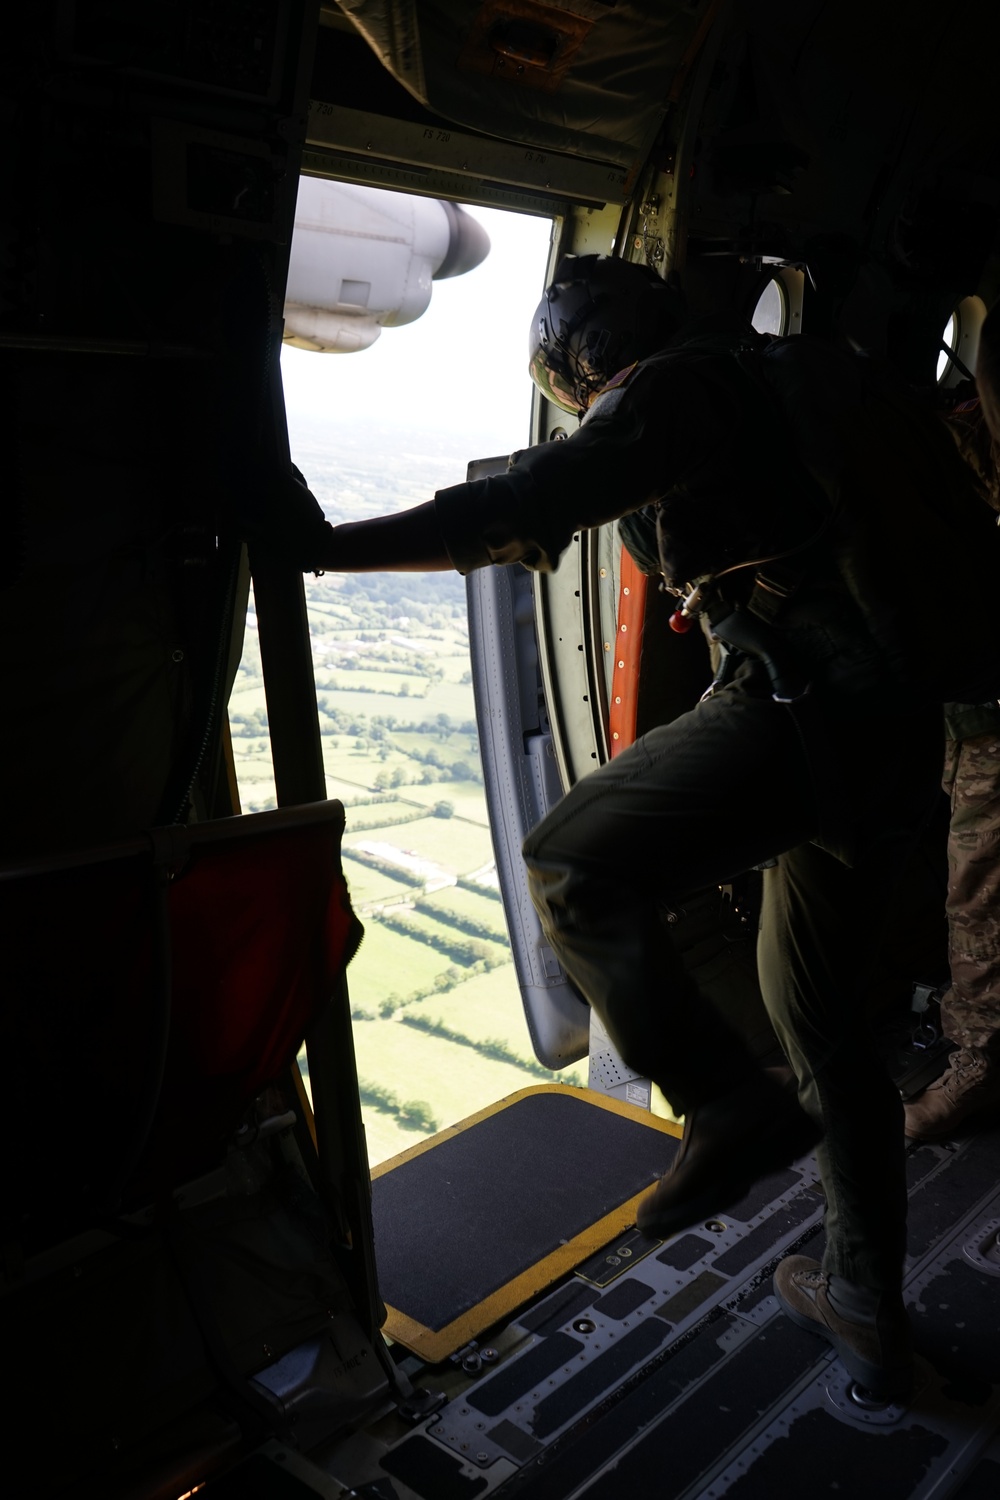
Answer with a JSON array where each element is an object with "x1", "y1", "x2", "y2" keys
[
  {"x1": 348, "y1": 1119, "x2": 999, "y2": 1499},
  {"x1": 206, "y1": 1104, "x2": 1000, "y2": 1500}
]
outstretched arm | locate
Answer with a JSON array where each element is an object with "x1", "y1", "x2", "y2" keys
[
  {"x1": 315, "y1": 500, "x2": 453, "y2": 572},
  {"x1": 277, "y1": 361, "x2": 701, "y2": 576},
  {"x1": 259, "y1": 467, "x2": 454, "y2": 572}
]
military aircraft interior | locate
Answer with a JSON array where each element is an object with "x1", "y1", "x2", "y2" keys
[{"x1": 3, "y1": 2, "x2": 1000, "y2": 1497}]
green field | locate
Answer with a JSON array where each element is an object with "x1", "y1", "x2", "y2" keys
[
  {"x1": 340, "y1": 856, "x2": 424, "y2": 909},
  {"x1": 417, "y1": 884, "x2": 507, "y2": 933},
  {"x1": 232, "y1": 749, "x2": 277, "y2": 812},
  {"x1": 380, "y1": 905, "x2": 510, "y2": 968},
  {"x1": 339, "y1": 800, "x2": 421, "y2": 831},
  {"x1": 321, "y1": 774, "x2": 397, "y2": 802},
  {"x1": 390, "y1": 730, "x2": 479, "y2": 771},
  {"x1": 358, "y1": 814, "x2": 493, "y2": 873},
  {"x1": 348, "y1": 919, "x2": 449, "y2": 1003},
  {"x1": 351, "y1": 1005, "x2": 555, "y2": 1166},
  {"x1": 412, "y1": 964, "x2": 587, "y2": 1085},
  {"x1": 316, "y1": 667, "x2": 427, "y2": 695},
  {"x1": 228, "y1": 571, "x2": 584, "y2": 1167},
  {"x1": 314, "y1": 680, "x2": 479, "y2": 722},
  {"x1": 387, "y1": 781, "x2": 491, "y2": 819}
]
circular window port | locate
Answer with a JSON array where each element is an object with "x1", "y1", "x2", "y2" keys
[
  {"x1": 937, "y1": 295, "x2": 987, "y2": 385},
  {"x1": 751, "y1": 278, "x2": 786, "y2": 336}
]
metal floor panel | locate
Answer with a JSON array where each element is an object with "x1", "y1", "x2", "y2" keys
[{"x1": 327, "y1": 1125, "x2": 1000, "y2": 1500}]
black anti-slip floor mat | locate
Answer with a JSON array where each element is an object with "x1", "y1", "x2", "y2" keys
[{"x1": 370, "y1": 1085, "x2": 680, "y2": 1359}]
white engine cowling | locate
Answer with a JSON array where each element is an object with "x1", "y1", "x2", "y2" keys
[{"x1": 283, "y1": 179, "x2": 490, "y2": 353}]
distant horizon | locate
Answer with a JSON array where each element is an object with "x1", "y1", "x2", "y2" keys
[{"x1": 286, "y1": 402, "x2": 516, "y2": 457}]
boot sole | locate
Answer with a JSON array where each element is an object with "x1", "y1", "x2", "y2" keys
[
  {"x1": 636, "y1": 1172, "x2": 756, "y2": 1238},
  {"x1": 636, "y1": 1113, "x2": 822, "y2": 1239}
]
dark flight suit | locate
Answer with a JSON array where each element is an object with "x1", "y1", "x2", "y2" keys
[{"x1": 432, "y1": 321, "x2": 1000, "y2": 1296}]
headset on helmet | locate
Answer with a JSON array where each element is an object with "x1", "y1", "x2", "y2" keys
[{"x1": 528, "y1": 254, "x2": 688, "y2": 415}]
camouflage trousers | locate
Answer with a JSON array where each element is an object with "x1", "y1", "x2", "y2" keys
[{"x1": 942, "y1": 730, "x2": 1000, "y2": 1054}]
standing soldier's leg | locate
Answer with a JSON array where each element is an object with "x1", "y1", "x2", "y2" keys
[
  {"x1": 523, "y1": 686, "x2": 821, "y2": 1231},
  {"x1": 762, "y1": 840, "x2": 912, "y2": 1398},
  {"x1": 904, "y1": 728, "x2": 1000, "y2": 1139},
  {"x1": 762, "y1": 705, "x2": 943, "y2": 1398}
]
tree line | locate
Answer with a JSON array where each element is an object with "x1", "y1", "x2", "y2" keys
[
  {"x1": 376, "y1": 909, "x2": 508, "y2": 968},
  {"x1": 413, "y1": 897, "x2": 508, "y2": 946},
  {"x1": 398, "y1": 1012, "x2": 572, "y2": 1085}
]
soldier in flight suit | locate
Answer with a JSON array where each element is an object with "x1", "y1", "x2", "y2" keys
[{"x1": 279, "y1": 256, "x2": 1000, "y2": 1397}]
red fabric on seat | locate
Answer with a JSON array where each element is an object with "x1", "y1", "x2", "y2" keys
[
  {"x1": 134, "y1": 815, "x2": 363, "y2": 1194},
  {"x1": 4, "y1": 803, "x2": 363, "y2": 1216},
  {"x1": 169, "y1": 827, "x2": 359, "y2": 1090}
]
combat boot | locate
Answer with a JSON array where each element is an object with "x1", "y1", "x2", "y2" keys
[
  {"x1": 636, "y1": 1071, "x2": 820, "y2": 1239},
  {"x1": 773, "y1": 1256, "x2": 913, "y2": 1400},
  {"x1": 903, "y1": 1046, "x2": 1000, "y2": 1140}
]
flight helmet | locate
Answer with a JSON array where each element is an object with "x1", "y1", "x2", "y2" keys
[{"x1": 528, "y1": 254, "x2": 688, "y2": 415}]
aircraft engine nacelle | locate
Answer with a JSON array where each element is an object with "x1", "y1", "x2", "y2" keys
[{"x1": 283, "y1": 179, "x2": 490, "y2": 353}]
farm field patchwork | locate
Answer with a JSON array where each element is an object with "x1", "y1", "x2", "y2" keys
[
  {"x1": 228, "y1": 453, "x2": 585, "y2": 1166},
  {"x1": 350, "y1": 1007, "x2": 552, "y2": 1166}
]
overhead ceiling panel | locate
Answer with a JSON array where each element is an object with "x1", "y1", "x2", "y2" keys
[{"x1": 321, "y1": 0, "x2": 712, "y2": 205}]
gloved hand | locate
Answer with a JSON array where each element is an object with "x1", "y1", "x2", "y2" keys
[{"x1": 241, "y1": 461, "x2": 334, "y2": 572}]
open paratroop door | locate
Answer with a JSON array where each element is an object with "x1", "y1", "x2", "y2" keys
[{"x1": 465, "y1": 456, "x2": 592, "y2": 1071}]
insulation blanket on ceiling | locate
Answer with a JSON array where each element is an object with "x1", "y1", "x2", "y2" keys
[{"x1": 336, "y1": 0, "x2": 698, "y2": 173}]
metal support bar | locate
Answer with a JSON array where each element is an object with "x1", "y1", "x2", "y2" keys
[{"x1": 248, "y1": 544, "x2": 327, "y2": 807}]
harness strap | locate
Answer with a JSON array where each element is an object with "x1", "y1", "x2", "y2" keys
[{"x1": 748, "y1": 560, "x2": 806, "y2": 625}]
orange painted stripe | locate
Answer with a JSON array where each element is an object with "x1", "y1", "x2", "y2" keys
[{"x1": 608, "y1": 548, "x2": 647, "y2": 756}]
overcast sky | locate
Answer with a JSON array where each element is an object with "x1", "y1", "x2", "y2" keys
[{"x1": 280, "y1": 204, "x2": 555, "y2": 458}]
